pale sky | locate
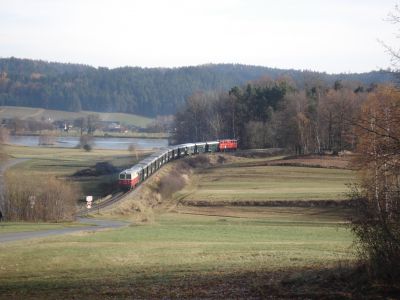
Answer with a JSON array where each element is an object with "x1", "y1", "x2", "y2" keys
[{"x1": 0, "y1": 0, "x2": 398, "y2": 73}]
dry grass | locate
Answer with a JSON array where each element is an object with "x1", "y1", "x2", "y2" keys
[
  {"x1": 0, "y1": 209, "x2": 355, "y2": 299},
  {"x1": 267, "y1": 154, "x2": 354, "y2": 169},
  {"x1": 0, "y1": 128, "x2": 9, "y2": 161},
  {"x1": 4, "y1": 173, "x2": 77, "y2": 221},
  {"x1": 176, "y1": 163, "x2": 355, "y2": 204}
]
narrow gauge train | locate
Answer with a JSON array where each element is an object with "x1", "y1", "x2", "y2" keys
[{"x1": 119, "y1": 139, "x2": 237, "y2": 189}]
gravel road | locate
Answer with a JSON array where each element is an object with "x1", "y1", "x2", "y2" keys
[{"x1": 0, "y1": 218, "x2": 128, "y2": 243}]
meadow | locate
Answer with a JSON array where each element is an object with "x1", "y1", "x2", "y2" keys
[
  {"x1": 3, "y1": 144, "x2": 142, "y2": 198},
  {"x1": 0, "y1": 148, "x2": 359, "y2": 298},
  {"x1": 0, "y1": 106, "x2": 153, "y2": 128},
  {"x1": 0, "y1": 208, "x2": 354, "y2": 299},
  {"x1": 176, "y1": 156, "x2": 355, "y2": 204}
]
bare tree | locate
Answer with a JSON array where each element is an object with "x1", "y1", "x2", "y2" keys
[
  {"x1": 351, "y1": 85, "x2": 400, "y2": 281},
  {"x1": 86, "y1": 114, "x2": 100, "y2": 135},
  {"x1": 381, "y1": 4, "x2": 400, "y2": 70},
  {"x1": 128, "y1": 144, "x2": 139, "y2": 160},
  {"x1": 74, "y1": 117, "x2": 87, "y2": 136}
]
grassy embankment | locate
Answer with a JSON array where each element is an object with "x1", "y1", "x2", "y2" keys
[{"x1": 0, "y1": 150, "x2": 359, "y2": 298}]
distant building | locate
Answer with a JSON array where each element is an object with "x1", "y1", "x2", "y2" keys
[{"x1": 98, "y1": 121, "x2": 122, "y2": 132}]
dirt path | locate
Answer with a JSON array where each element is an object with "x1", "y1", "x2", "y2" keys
[{"x1": 0, "y1": 218, "x2": 128, "y2": 243}]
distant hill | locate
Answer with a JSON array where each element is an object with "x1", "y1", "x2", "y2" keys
[
  {"x1": 0, "y1": 57, "x2": 395, "y2": 117},
  {"x1": 0, "y1": 106, "x2": 153, "y2": 128}
]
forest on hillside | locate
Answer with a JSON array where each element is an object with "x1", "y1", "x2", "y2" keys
[{"x1": 0, "y1": 57, "x2": 394, "y2": 117}]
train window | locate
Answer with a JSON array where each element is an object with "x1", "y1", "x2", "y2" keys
[
  {"x1": 119, "y1": 174, "x2": 125, "y2": 179},
  {"x1": 126, "y1": 174, "x2": 131, "y2": 179}
]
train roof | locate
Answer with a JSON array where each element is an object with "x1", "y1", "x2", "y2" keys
[
  {"x1": 135, "y1": 163, "x2": 148, "y2": 169},
  {"x1": 120, "y1": 167, "x2": 142, "y2": 174},
  {"x1": 167, "y1": 145, "x2": 180, "y2": 150},
  {"x1": 150, "y1": 150, "x2": 167, "y2": 158},
  {"x1": 138, "y1": 150, "x2": 166, "y2": 165},
  {"x1": 176, "y1": 143, "x2": 196, "y2": 148},
  {"x1": 169, "y1": 143, "x2": 193, "y2": 148},
  {"x1": 139, "y1": 156, "x2": 157, "y2": 165}
]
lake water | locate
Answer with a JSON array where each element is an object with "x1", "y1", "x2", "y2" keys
[{"x1": 8, "y1": 135, "x2": 169, "y2": 150}]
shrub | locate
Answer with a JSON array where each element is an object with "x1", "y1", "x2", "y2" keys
[
  {"x1": 0, "y1": 128, "x2": 9, "y2": 161},
  {"x1": 83, "y1": 144, "x2": 92, "y2": 152},
  {"x1": 350, "y1": 186, "x2": 400, "y2": 282},
  {"x1": 3, "y1": 174, "x2": 77, "y2": 222},
  {"x1": 158, "y1": 170, "x2": 186, "y2": 198},
  {"x1": 185, "y1": 155, "x2": 210, "y2": 168},
  {"x1": 79, "y1": 134, "x2": 94, "y2": 151}
]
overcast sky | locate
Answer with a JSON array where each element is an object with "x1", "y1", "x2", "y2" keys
[{"x1": 0, "y1": 0, "x2": 398, "y2": 73}]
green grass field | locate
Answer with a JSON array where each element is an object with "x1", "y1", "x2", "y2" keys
[
  {"x1": 0, "y1": 209, "x2": 354, "y2": 298},
  {"x1": 0, "y1": 106, "x2": 153, "y2": 128},
  {"x1": 4, "y1": 145, "x2": 144, "y2": 197},
  {"x1": 177, "y1": 159, "x2": 355, "y2": 203},
  {"x1": 0, "y1": 222, "x2": 89, "y2": 234},
  {"x1": 0, "y1": 150, "x2": 360, "y2": 297}
]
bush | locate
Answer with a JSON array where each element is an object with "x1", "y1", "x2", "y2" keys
[
  {"x1": 73, "y1": 162, "x2": 118, "y2": 177},
  {"x1": 350, "y1": 187, "x2": 400, "y2": 282},
  {"x1": 79, "y1": 134, "x2": 94, "y2": 151},
  {"x1": 83, "y1": 144, "x2": 92, "y2": 152},
  {"x1": 185, "y1": 155, "x2": 210, "y2": 168},
  {"x1": 158, "y1": 170, "x2": 186, "y2": 198},
  {"x1": 3, "y1": 174, "x2": 77, "y2": 222}
]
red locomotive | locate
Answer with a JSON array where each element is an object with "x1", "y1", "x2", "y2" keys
[
  {"x1": 218, "y1": 139, "x2": 238, "y2": 151},
  {"x1": 119, "y1": 167, "x2": 141, "y2": 189}
]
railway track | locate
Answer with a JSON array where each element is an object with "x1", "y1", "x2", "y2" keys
[
  {"x1": 76, "y1": 190, "x2": 134, "y2": 216},
  {"x1": 76, "y1": 144, "x2": 245, "y2": 217}
]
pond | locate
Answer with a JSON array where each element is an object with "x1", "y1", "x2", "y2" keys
[{"x1": 8, "y1": 135, "x2": 169, "y2": 150}]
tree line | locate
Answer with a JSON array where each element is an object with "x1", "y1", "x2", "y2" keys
[
  {"x1": 0, "y1": 57, "x2": 394, "y2": 117},
  {"x1": 173, "y1": 77, "x2": 371, "y2": 153}
]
